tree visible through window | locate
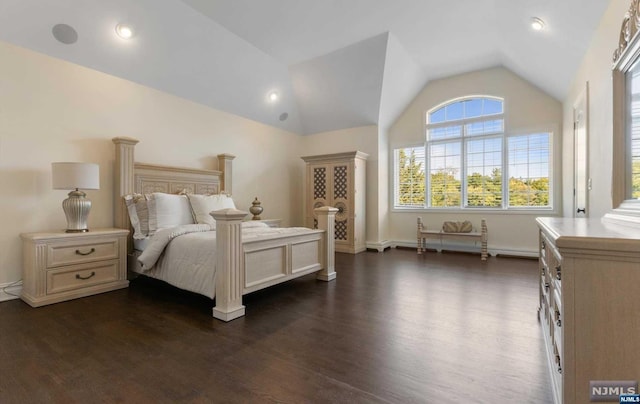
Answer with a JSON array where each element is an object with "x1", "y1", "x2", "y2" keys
[
  {"x1": 393, "y1": 96, "x2": 552, "y2": 209},
  {"x1": 395, "y1": 147, "x2": 425, "y2": 206}
]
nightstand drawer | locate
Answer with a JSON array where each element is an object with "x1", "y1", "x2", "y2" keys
[
  {"x1": 47, "y1": 238, "x2": 120, "y2": 268},
  {"x1": 46, "y1": 260, "x2": 119, "y2": 294}
]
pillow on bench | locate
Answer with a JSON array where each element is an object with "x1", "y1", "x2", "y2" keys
[{"x1": 442, "y1": 220, "x2": 473, "y2": 233}]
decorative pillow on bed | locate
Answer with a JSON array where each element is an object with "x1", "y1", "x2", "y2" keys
[
  {"x1": 124, "y1": 193, "x2": 150, "y2": 239},
  {"x1": 147, "y1": 192, "x2": 195, "y2": 233},
  {"x1": 187, "y1": 193, "x2": 236, "y2": 228}
]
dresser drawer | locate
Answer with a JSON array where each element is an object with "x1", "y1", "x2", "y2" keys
[
  {"x1": 47, "y1": 238, "x2": 120, "y2": 268},
  {"x1": 46, "y1": 260, "x2": 119, "y2": 294}
]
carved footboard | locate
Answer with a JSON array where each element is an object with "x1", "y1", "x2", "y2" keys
[{"x1": 211, "y1": 207, "x2": 337, "y2": 322}]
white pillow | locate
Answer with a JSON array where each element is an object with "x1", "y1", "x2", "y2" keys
[
  {"x1": 124, "y1": 193, "x2": 150, "y2": 239},
  {"x1": 187, "y1": 194, "x2": 236, "y2": 228},
  {"x1": 147, "y1": 193, "x2": 195, "y2": 233}
]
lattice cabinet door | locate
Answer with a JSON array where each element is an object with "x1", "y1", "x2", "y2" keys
[{"x1": 302, "y1": 151, "x2": 368, "y2": 254}]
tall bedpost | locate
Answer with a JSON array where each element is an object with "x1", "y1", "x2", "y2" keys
[
  {"x1": 217, "y1": 153, "x2": 235, "y2": 195},
  {"x1": 211, "y1": 208, "x2": 248, "y2": 321},
  {"x1": 112, "y1": 137, "x2": 139, "y2": 245},
  {"x1": 315, "y1": 206, "x2": 338, "y2": 281}
]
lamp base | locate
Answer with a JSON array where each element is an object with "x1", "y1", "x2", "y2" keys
[{"x1": 62, "y1": 190, "x2": 92, "y2": 233}]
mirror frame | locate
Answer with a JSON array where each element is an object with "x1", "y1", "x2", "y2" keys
[{"x1": 608, "y1": 0, "x2": 640, "y2": 225}]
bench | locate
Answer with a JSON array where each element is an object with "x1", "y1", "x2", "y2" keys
[{"x1": 417, "y1": 218, "x2": 488, "y2": 261}]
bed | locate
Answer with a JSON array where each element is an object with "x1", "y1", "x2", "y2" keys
[{"x1": 112, "y1": 137, "x2": 337, "y2": 321}]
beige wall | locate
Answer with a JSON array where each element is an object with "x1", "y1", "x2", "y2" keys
[
  {"x1": 563, "y1": 0, "x2": 628, "y2": 219},
  {"x1": 389, "y1": 66, "x2": 563, "y2": 255},
  {"x1": 0, "y1": 41, "x2": 301, "y2": 286}
]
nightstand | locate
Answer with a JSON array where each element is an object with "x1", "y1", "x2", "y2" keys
[{"x1": 20, "y1": 228, "x2": 129, "y2": 307}]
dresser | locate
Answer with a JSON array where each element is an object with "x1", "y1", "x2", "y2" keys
[
  {"x1": 536, "y1": 217, "x2": 640, "y2": 404},
  {"x1": 302, "y1": 151, "x2": 368, "y2": 254},
  {"x1": 21, "y1": 228, "x2": 129, "y2": 307}
]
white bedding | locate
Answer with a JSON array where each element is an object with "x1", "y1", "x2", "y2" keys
[{"x1": 133, "y1": 222, "x2": 315, "y2": 299}]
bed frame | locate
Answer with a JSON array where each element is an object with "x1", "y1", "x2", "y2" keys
[{"x1": 112, "y1": 137, "x2": 337, "y2": 321}]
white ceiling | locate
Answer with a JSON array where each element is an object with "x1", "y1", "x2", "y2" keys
[
  {"x1": 184, "y1": 0, "x2": 610, "y2": 97},
  {"x1": 0, "y1": 0, "x2": 611, "y2": 135}
]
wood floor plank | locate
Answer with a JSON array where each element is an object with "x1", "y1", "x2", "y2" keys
[{"x1": 0, "y1": 249, "x2": 552, "y2": 403}]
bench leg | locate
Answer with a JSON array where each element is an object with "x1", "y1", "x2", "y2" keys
[{"x1": 481, "y1": 239, "x2": 488, "y2": 261}]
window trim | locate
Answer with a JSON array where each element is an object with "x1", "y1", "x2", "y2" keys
[{"x1": 391, "y1": 95, "x2": 555, "y2": 213}]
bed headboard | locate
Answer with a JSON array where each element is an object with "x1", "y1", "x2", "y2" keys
[{"x1": 112, "y1": 137, "x2": 234, "y2": 244}]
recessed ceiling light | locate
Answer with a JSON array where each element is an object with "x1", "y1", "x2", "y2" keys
[
  {"x1": 115, "y1": 23, "x2": 134, "y2": 39},
  {"x1": 268, "y1": 92, "x2": 279, "y2": 102},
  {"x1": 531, "y1": 17, "x2": 545, "y2": 31}
]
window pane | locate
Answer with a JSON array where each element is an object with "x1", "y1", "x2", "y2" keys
[
  {"x1": 508, "y1": 133, "x2": 551, "y2": 207},
  {"x1": 465, "y1": 138, "x2": 502, "y2": 207},
  {"x1": 483, "y1": 98, "x2": 503, "y2": 115},
  {"x1": 429, "y1": 107, "x2": 446, "y2": 124},
  {"x1": 429, "y1": 125, "x2": 462, "y2": 140},
  {"x1": 629, "y1": 66, "x2": 640, "y2": 199},
  {"x1": 465, "y1": 119, "x2": 504, "y2": 137},
  {"x1": 429, "y1": 141, "x2": 461, "y2": 207},
  {"x1": 464, "y1": 98, "x2": 483, "y2": 118},
  {"x1": 445, "y1": 102, "x2": 463, "y2": 121},
  {"x1": 394, "y1": 147, "x2": 426, "y2": 207}
]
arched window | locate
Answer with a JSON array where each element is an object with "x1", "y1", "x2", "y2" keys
[{"x1": 393, "y1": 96, "x2": 552, "y2": 210}]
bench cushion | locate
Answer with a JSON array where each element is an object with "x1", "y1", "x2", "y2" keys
[{"x1": 442, "y1": 220, "x2": 473, "y2": 233}]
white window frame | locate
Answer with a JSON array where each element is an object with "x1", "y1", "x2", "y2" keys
[{"x1": 391, "y1": 96, "x2": 554, "y2": 212}]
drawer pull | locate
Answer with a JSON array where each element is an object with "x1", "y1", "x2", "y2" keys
[
  {"x1": 75, "y1": 248, "x2": 96, "y2": 256},
  {"x1": 75, "y1": 271, "x2": 96, "y2": 280},
  {"x1": 544, "y1": 282, "x2": 550, "y2": 290},
  {"x1": 555, "y1": 265, "x2": 562, "y2": 281}
]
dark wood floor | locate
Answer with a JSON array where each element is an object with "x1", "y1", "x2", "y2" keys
[{"x1": 0, "y1": 249, "x2": 552, "y2": 403}]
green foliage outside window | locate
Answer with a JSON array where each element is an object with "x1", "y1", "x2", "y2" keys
[
  {"x1": 397, "y1": 152, "x2": 550, "y2": 208},
  {"x1": 633, "y1": 161, "x2": 640, "y2": 199},
  {"x1": 397, "y1": 149, "x2": 425, "y2": 206},
  {"x1": 508, "y1": 177, "x2": 549, "y2": 206}
]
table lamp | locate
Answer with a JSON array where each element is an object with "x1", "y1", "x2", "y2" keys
[{"x1": 52, "y1": 162, "x2": 100, "y2": 232}]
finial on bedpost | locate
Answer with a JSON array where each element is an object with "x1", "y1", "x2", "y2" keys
[
  {"x1": 217, "y1": 153, "x2": 235, "y2": 195},
  {"x1": 112, "y1": 137, "x2": 139, "y2": 252},
  {"x1": 210, "y1": 208, "x2": 248, "y2": 321},
  {"x1": 315, "y1": 206, "x2": 338, "y2": 281}
]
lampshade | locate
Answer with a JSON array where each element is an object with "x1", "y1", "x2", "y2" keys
[{"x1": 52, "y1": 162, "x2": 100, "y2": 190}]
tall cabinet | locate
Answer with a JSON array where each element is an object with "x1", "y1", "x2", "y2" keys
[
  {"x1": 302, "y1": 151, "x2": 368, "y2": 254},
  {"x1": 536, "y1": 217, "x2": 640, "y2": 404}
]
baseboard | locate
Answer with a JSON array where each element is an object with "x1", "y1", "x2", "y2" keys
[
  {"x1": 492, "y1": 248, "x2": 539, "y2": 259},
  {"x1": 0, "y1": 281, "x2": 22, "y2": 302},
  {"x1": 392, "y1": 239, "x2": 537, "y2": 259},
  {"x1": 365, "y1": 240, "x2": 393, "y2": 252}
]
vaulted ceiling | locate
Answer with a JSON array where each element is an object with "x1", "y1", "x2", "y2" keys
[{"x1": 0, "y1": 0, "x2": 610, "y2": 135}]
